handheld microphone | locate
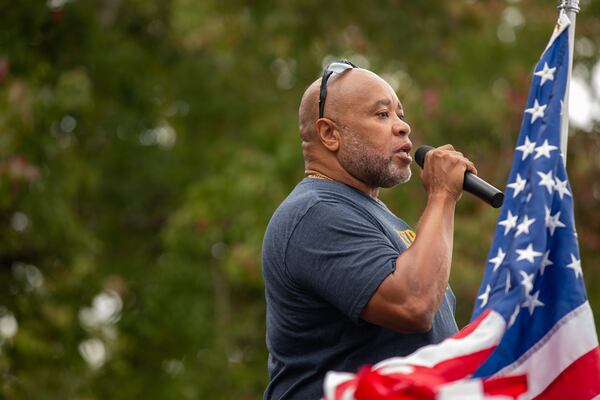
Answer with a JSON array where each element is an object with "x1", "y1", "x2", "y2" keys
[{"x1": 414, "y1": 145, "x2": 504, "y2": 208}]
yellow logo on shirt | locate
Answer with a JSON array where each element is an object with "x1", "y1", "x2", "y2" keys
[{"x1": 396, "y1": 229, "x2": 416, "y2": 247}]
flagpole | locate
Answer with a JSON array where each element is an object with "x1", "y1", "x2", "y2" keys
[{"x1": 557, "y1": 0, "x2": 580, "y2": 165}]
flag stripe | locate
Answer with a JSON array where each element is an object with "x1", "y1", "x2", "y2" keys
[
  {"x1": 453, "y1": 310, "x2": 492, "y2": 339},
  {"x1": 421, "y1": 348, "x2": 496, "y2": 381},
  {"x1": 494, "y1": 302, "x2": 598, "y2": 398},
  {"x1": 324, "y1": 345, "x2": 499, "y2": 399},
  {"x1": 375, "y1": 311, "x2": 504, "y2": 374},
  {"x1": 437, "y1": 379, "x2": 484, "y2": 400},
  {"x1": 323, "y1": 372, "x2": 356, "y2": 400},
  {"x1": 483, "y1": 375, "x2": 528, "y2": 398},
  {"x1": 438, "y1": 375, "x2": 528, "y2": 400},
  {"x1": 534, "y1": 347, "x2": 600, "y2": 400}
]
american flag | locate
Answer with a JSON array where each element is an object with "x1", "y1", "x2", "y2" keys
[{"x1": 324, "y1": 12, "x2": 600, "y2": 400}]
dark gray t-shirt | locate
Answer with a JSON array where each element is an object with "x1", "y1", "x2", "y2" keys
[{"x1": 262, "y1": 178, "x2": 458, "y2": 399}]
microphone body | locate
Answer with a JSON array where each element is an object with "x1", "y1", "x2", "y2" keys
[{"x1": 414, "y1": 145, "x2": 504, "y2": 208}]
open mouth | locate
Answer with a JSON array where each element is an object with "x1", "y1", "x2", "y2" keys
[{"x1": 394, "y1": 150, "x2": 412, "y2": 163}]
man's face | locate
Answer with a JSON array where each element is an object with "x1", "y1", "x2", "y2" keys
[{"x1": 335, "y1": 72, "x2": 413, "y2": 189}]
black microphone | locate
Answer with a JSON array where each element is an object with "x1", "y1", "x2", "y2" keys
[{"x1": 414, "y1": 145, "x2": 504, "y2": 208}]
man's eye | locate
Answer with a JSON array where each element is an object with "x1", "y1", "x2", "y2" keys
[
  {"x1": 377, "y1": 111, "x2": 389, "y2": 119},
  {"x1": 398, "y1": 114, "x2": 405, "y2": 120}
]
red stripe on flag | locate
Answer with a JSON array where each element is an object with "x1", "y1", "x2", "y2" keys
[
  {"x1": 354, "y1": 367, "x2": 436, "y2": 400},
  {"x1": 333, "y1": 376, "x2": 359, "y2": 400},
  {"x1": 451, "y1": 310, "x2": 492, "y2": 340},
  {"x1": 353, "y1": 347, "x2": 498, "y2": 399},
  {"x1": 421, "y1": 347, "x2": 495, "y2": 381},
  {"x1": 483, "y1": 375, "x2": 528, "y2": 399},
  {"x1": 534, "y1": 347, "x2": 600, "y2": 400}
]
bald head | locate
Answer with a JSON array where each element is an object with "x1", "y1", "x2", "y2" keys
[
  {"x1": 298, "y1": 79, "x2": 321, "y2": 142},
  {"x1": 298, "y1": 68, "x2": 397, "y2": 143}
]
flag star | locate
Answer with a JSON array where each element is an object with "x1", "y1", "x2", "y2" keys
[
  {"x1": 554, "y1": 177, "x2": 572, "y2": 200},
  {"x1": 507, "y1": 174, "x2": 527, "y2": 198},
  {"x1": 545, "y1": 207, "x2": 566, "y2": 236},
  {"x1": 508, "y1": 305, "x2": 520, "y2": 328},
  {"x1": 516, "y1": 136, "x2": 537, "y2": 160},
  {"x1": 498, "y1": 210, "x2": 518, "y2": 235},
  {"x1": 525, "y1": 99, "x2": 547, "y2": 124},
  {"x1": 534, "y1": 139, "x2": 558, "y2": 160},
  {"x1": 489, "y1": 248, "x2": 506, "y2": 272},
  {"x1": 519, "y1": 271, "x2": 535, "y2": 294},
  {"x1": 526, "y1": 193, "x2": 533, "y2": 203},
  {"x1": 516, "y1": 243, "x2": 543, "y2": 263},
  {"x1": 522, "y1": 290, "x2": 545, "y2": 315},
  {"x1": 566, "y1": 253, "x2": 583, "y2": 279},
  {"x1": 478, "y1": 284, "x2": 491, "y2": 308},
  {"x1": 537, "y1": 170, "x2": 555, "y2": 194},
  {"x1": 560, "y1": 99, "x2": 564, "y2": 117},
  {"x1": 515, "y1": 215, "x2": 536, "y2": 237},
  {"x1": 534, "y1": 62, "x2": 556, "y2": 86},
  {"x1": 540, "y1": 251, "x2": 553, "y2": 275}
]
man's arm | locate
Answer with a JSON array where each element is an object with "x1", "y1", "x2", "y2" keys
[{"x1": 361, "y1": 145, "x2": 476, "y2": 333}]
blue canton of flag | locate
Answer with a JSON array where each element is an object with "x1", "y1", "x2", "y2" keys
[{"x1": 471, "y1": 12, "x2": 600, "y2": 397}]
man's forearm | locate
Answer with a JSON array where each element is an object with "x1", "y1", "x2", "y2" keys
[
  {"x1": 382, "y1": 192, "x2": 457, "y2": 329},
  {"x1": 401, "y1": 192, "x2": 457, "y2": 311},
  {"x1": 359, "y1": 192, "x2": 457, "y2": 333}
]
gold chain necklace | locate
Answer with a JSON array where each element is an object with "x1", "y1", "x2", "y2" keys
[
  {"x1": 306, "y1": 170, "x2": 381, "y2": 201},
  {"x1": 306, "y1": 171, "x2": 333, "y2": 181}
]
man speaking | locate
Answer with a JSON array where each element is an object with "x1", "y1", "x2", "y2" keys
[{"x1": 261, "y1": 61, "x2": 477, "y2": 399}]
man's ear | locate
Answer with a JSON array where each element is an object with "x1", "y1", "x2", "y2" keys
[{"x1": 315, "y1": 118, "x2": 340, "y2": 152}]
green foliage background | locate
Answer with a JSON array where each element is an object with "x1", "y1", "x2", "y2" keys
[{"x1": 1, "y1": 0, "x2": 599, "y2": 398}]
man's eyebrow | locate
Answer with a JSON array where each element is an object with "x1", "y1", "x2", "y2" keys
[
  {"x1": 369, "y1": 98, "x2": 404, "y2": 113},
  {"x1": 369, "y1": 98, "x2": 391, "y2": 112}
]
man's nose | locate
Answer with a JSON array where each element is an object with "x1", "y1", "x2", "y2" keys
[{"x1": 393, "y1": 119, "x2": 411, "y2": 137}]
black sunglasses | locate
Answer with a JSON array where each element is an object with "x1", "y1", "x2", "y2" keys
[{"x1": 318, "y1": 60, "x2": 357, "y2": 118}]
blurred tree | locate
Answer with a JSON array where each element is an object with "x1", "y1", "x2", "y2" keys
[{"x1": 0, "y1": 0, "x2": 599, "y2": 398}]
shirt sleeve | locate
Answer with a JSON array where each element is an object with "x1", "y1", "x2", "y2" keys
[{"x1": 285, "y1": 200, "x2": 400, "y2": 324}]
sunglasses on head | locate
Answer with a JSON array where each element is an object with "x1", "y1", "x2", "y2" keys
[{"x1": 318, "y1": 60, "x2": 358, "y2": 119}]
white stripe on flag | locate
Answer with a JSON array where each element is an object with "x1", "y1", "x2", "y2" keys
[
  {"x1": 495, "y1": 301, "x2": 598, "y2": 399},
  {"x1": 437, "y1": 379, "x2": 486, "y2": 400},
  {"x1": 323, "y1": 371, "x2": 355, "y2": 400},
  {"x1": 375, "y1": 311, "x2": 506, "y2": 375}
]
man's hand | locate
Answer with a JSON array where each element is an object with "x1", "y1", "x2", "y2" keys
[{"x1": 420, "y1": 144, "x2": 478, "y2": 202}]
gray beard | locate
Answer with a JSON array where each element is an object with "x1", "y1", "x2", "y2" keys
[{"x1": 338, "y1": 127, "x2": 411, "y2": 188}]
